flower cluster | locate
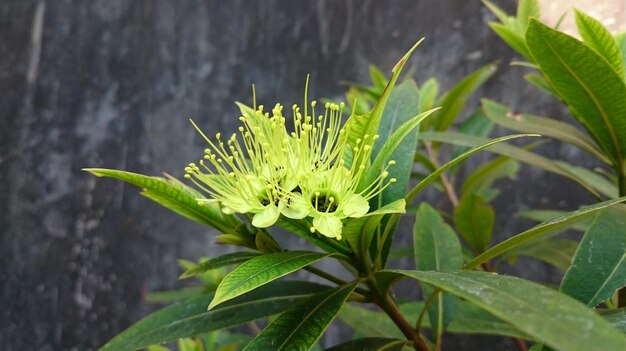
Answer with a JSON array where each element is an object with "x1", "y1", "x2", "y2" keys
[{"x1": 184, "y1": 98, "x2": 396, "y2": 240}]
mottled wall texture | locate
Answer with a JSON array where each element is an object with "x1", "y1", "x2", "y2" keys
[{"x1": 1, "y1": 1, "x2": 596, "y2": 350}]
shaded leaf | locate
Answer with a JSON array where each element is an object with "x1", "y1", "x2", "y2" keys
[
  {"x1": 325, "y1": 338, "x2": 405, "y2": 351},
  {"x1": 511, "y1": 238, "x2": 578, "y2": 271},
  {"x1": 464, "y1": 197, "x2": 626, "y2": 270},
  {"x1": 100, "y1": 281, "x2": 328, "y2": 351},
  {"x1": 243, "y1": 282, "x2": 358, "y2": 351},
  {"x1": 414, "y1": 203, "x2": 462, "y2": 338},
  {"x1": 454, "y1": 193, "x2": 494, "y2": 253},
  {"x1": 560, "y1": 206, "x2": 626, "y2": 307},
  {"x1": 433, "y1": 63, "x2": 497, "y2": 132},
  {"x1": 386, "y1": 270, "x2": 626, "y2": 351},
  {"x1": 482, "y1": 99, "x2": 609, "y2": 163},
  {"x1": 85, "y1": 168, "x2": 236, "y2": 233},
  {"x1": 461, "y1": 155, "x2": 519, "y2": 202}
]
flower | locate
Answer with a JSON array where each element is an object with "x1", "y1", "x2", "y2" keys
[{"x1": 185, "y1": 90, "x2": 396, "y2": 240}]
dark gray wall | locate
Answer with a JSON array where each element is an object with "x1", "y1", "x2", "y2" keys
[{"x1": 1, "y1": 1, "x2": 595, "y2": 350}]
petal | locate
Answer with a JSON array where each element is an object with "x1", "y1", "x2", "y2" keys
[
  {"x1": 280, "y1": 194, "x2": 309, "y2": 219},
  {"x1": 221, "y1": 197, "x2": 253, "y2": 214},
  {"x1": 252, "y1": 205, "x2": 280, "y2": 228},
  {"x1": 342, "y1": 194, "x2": 369, "y2": 217},
  {"x1": 313, "y1": 215, "x2": 343, "y2": 240}
]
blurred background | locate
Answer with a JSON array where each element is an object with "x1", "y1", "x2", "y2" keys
[{"x1": 0, "y1": 0, "x2": 616, "y2": 350}]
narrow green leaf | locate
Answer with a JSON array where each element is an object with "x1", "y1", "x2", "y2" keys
[
  {"x1": 554, "y1": 161, "x2": 618, "y2": 198},
  {"x1": 454, "y1": 193, "x2": 494, "y2": 253},
  {"x1": 145, "y1": 287, "x2": 206, "y2": 303},
  {"x1": 433, "y1": 63, "x2": 497, "y2": 132},
  {"x1": 482, "y1": 99, "x2": 609, "y2": 163},
  {"x1": 526, "y1": 19, "x2": 626, "y2": 166},
  {"x1": 339, "y1": 300, "x2": 531, "y2": 340},
  {"x1": 100, "y1": 281, "x2": 328, "y2": 351},
  {"x1": 369, "y1": 65, "x2": 388, "y2": 92},
  {"x1": 414, "y1": 203, "x2": 462, "y2": 338},
  {"x1": 450, "y1": 108, "x2": 494, "y2": 163},
  {"x1": 482, "y1": 0, "x2": 511, "y2": 24},
  {"x1": 180, "y1": 252, "x2": 261, "y2": 279},
  {"x1": 488, "y1": 23, "x2": 533, "y2": 61},
  {"x1": 461, "y1": 155, "x2": 519, "y2": 202},
  {"x1": 575, "y1": 10, "x2": 625, "y2": 78},
  {"x1": 418, "y1": 78, "x2": 439, "y2": 114},
  {"x1": 511, "y1": 238, "x2": 579, "y2": 271},
  {"x1": 84, "y1": 169, "x2": 236, "y2": 233},
  {"x1": 561, "y1": 205, "x2": 626, "y2": 307},
  {"x1": 243, "y1": 282, "x2": 358, "y2": 351},
  {"x1": 517, "y1": 209, "x2": 590, "y2": 232},
  {"x1": 517, "y1": 0, "x2": 540, "y2": 28},
  {"x1": 346, "y1": 40, "x2": 423, "y2": 151},
  {"x1": 343, "y1": 199, "x2": 405, "y2": 260},
  {"x1": 386, "y1": 270, "x2": 626, "y2": 351},
  {"x1": 276, "y1": 218, "x2": 352, "y2": 256},
  {"x1": 407, "y1": 134, "x2": 538, "y2": 202},
  {"x1": 524, "y1": 72, "x2": 555, "y2": 95},
  {"x1": 419, "y1": 131, "x2": 602, "y2": 198},
  {"x1": 325, "y1": 338, "x2": 405, "y2": 351},
  {"x1": 209, "y1": 251, "x2": 330, "y2": 309},
  {"x1": 464, "y1": 197, "x2": 626, "y2": 270},
  {"x1": 615, "y1": 31, "x2": 626, "y2": 76},
  {"x1": 365, "y1": 80, "x2": 435, "y2": 208},
  {"x1": 600, "y1": 308, "x2": 626, "y2": 333}
]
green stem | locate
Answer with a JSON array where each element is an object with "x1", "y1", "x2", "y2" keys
[{"x1": 618, "y1": 163, "x2": 626, "y2": 308}]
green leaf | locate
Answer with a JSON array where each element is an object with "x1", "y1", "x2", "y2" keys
[
  {"x1": 145, "y1": 287, "x2": 207, "y2": 303},
  {"x1": 560, "y1": 205, "x2": 626, "y2": 307},
  {"x1": 325, "y1": 338, "x2": 406, "y2": 351},
  {"x1": 385, "y1": 270, "x2": 626, "y2": 351},
  {"x1": 180, "y1": 252, "x2": 261, "y2": 279},
  {"x1": 511, "y1": 238, "x2": 579, "y2": 271},
  {"x1": 346, "y1": 40, "x2": 423, "y2": 152},
  {"x1": 339, "y1": 300, "x2": 531, "y2": 340},
  {"x1": 366, "y1": 80, "x2": 435, "y2": 208},
  {"x1": 615, "y1": 32, "x2": 626, "y2": 75},
  {"x1": 369, "y1": 65, "x2": 388, "y2": 92},
  {"x1": 418, "y1": 78, "x2": 439, "y2": 114},
  {"x1": 600, "y1": 308, "x2": 626, "y2": 333},
  {"x1": 209, "y1": 251, "x2": 330, "y2": 309},
  {"x1": 343, "y1": 199, "x2": 405, "y2": 261},
  {"x1": 575, "y1": 10, "x2": 625, "y2": 78},
  {"x1": 100, "y1": 281, "x2": 328, "y2": 351},
  {"x1": 433, "y1": 63, "x2": 497, "y2": 132},
  {"x1": 517, "y1": 209, "x2": 591, "y2": 232},
  {"x1": 275, "y1": 218, "x2": 352, "y2": 256},
  {"x1": 461, "y1": 155, "x2": 519, "y2": 202},
  {"x1": 419, "y1": 131, "x2": 602, "y2": 198},
  {"x1": 406, "y1": 133, "x2": 538, "y2": 202},
  {"x1": 414, "y1": 203, "x2": 462, "y2": 338},
  {"x1": 464, "y1": 197, "x2": 626, "y2": 270},
  {"x1": 243, "y1": 282, "x2": 358, "y2": 351},
  {"x1": 526, "y1": 19, "x2": 626, "y2": 167},
  {"x1": 454, "y1": 193, "x2": 494, "y2": 253},
  {"x1": 524, "y1": 72, "x2": 555, "y2": 95},
  {"x1": 488, "y1": 23, "x2": 533, "y2": 61},
  {"x1": 84, "y1": 168, "x2": 236, "y2": 233},
  {"x1": 516, "y1": 0, "x2": 540, "y2": 28},
  {"x1": 482, "y1": 99, "x2": 609, "y2": 163},
  {"x1": 450, "y1": 108, "x2": 495, "y2": 163},
  {"x1": 554, "y1": 161, "x2": 618, "y2": 198},
  {"x1": 482, "y1": 0, "x2": 511, "y2": 24}
]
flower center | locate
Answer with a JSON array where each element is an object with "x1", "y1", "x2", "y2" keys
[{"x1": 311, "y1": 190, "x2": 339, "y2": 213}]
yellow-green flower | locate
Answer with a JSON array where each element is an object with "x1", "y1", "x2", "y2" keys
[{"x1": 185, "y1": 93, "x2": 395, "y2": 240}]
